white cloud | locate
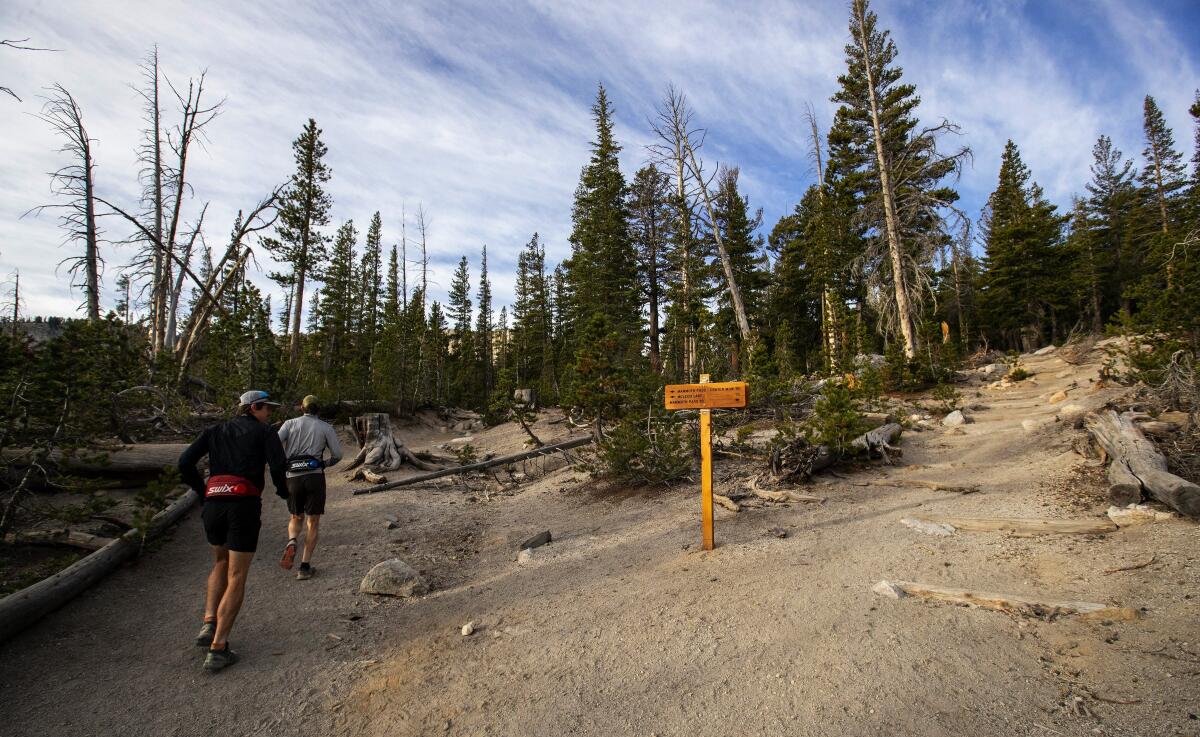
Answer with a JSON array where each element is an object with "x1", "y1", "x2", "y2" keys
[{"x1": 0, "y1": 0, "x2": 1195, "y2": 320}]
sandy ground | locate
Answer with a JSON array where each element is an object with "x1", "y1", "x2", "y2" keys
[{"x1": 1, "y1": 348, "x2": 1198, "y2": 737}]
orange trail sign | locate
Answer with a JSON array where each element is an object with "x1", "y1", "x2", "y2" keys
[
  {"x1": 664, "y1": 381, "x2": 748, "y2": 410},
  {"x1": 665, "y1": 378, "x2": 748, "y2": 550}
]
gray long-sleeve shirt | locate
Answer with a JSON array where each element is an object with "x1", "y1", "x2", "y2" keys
[{"x1": 277, "y1": 413, "x2": 343, "y2": 477}]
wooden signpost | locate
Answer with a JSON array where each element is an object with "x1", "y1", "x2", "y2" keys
[{"x1": 665, "y1": 376, "x2": 748, "y2": 551}]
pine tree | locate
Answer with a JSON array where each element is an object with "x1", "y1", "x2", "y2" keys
[
  {"x1": 977, "y1": 140, "x2": 1068, "y2": 349},
  {"x1": 1140, "y1": 95, "x2": 1188, "y2": 237},
  {"x1": 832, "y1": 0, "x2": 968, "y2": 358},
  {"x1": 314, "y1": 220, "x2": 358, "y2": 393},
  {"x1": 561, "y1": 84, "x2": 644, "y2": 421},
  {"x1": 264, "y1": 118, "x2": 332, "y2": 366},
  {"x1": 629, "y1": 165, "x2": 673, "y2": 374},
  {"x1": 712, "y1": 166, "x2": 770, "y2": 372},
  {"x1": 358, "y1": 211, "x2": 384, "y2": 386},
  {"x1": 475, "y1": 245, "x2": 494, "y2": 404},
  {"x1": 512, "y1": 233, "x2": 551, "y2": 396},
  {"x1": 1082, "y1": 135, "x2": 1139, "y2": 320},
  {"x1": 447, "y1": 256, "x2": 474, "y2": 406},
  {"x1": 563, "y1": 84, "x2": 639, "y2": 347}
]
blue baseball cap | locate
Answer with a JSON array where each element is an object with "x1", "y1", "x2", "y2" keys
[{"x1": 239, "y1": 390, "x2": 281, "y2": 407}]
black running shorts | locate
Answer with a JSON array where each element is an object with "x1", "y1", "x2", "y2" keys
[
  {"x1": 285, "y1": 473, "x2": 326, "y2": 516},
  {"x1": 201, "y1": 498, "x2": 262, "y2": 553}
]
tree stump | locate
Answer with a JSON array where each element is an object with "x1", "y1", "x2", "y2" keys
[{"x1": 346, "y1": 414, "x2": 443, "y2": 473}]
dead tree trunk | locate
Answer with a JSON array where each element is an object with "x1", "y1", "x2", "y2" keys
[
  {"x1": 1086, "y1": 410, "x2": 1200, "y2": 517},
  {"x1": 345, "y1": 413, "x2": 443, "y2": 473}
]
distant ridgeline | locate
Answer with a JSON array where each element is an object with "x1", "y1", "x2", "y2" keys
[{"x1": 1, "y1": 317, "x2": 68, "y2": 343}]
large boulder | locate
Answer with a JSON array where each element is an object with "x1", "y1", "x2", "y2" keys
[
  {"x1": 1033, "y1": 345, "x2": 1058, "y2": 356},
  {"x1": 360, "y1": 559, "x2": 429, "y2": 598},
  {"x1": 978, "y1": 363, "x2": 1007, "y2": 377}
]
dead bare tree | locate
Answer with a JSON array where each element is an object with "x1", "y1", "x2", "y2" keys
[
  {"x1": 116, "y1": 61, "x2": 222, "y2": 353},
  {"x1": 2, "y1": 38, "x2": 57, "y2": 102},
  {"x1": 647, "y1": 86, "x2": 704, "y2": 380},
  {"x1": 26, "y1": 85, "x2": 103, "y2": 320}
]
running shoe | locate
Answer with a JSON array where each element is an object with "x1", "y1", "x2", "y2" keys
[
  {"x1": 203, "y1": 644, "x2": 239, "y2": 672},
  {"x1": 280, "y1": 539, "x2": 297, "y2": 570},
  {"x1": 296, "y1": 564, "x2": 315, "y2": 580},
  {"x1": 194, "y1": 621, "x2": 216, "y2": 647}
]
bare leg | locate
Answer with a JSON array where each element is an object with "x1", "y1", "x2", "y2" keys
[
  {"x1": 287, "y1": 514, "x2": 303, "y2": 543},
  {"x1": 204, "y1": 546, "x2": 229, "y2": 620},
  {"x1": 211, "y1": 550, "x2": 254, "y2": 648},
  {"x1": 301, "y1": 515, "x2": 321, "y2": 564}
]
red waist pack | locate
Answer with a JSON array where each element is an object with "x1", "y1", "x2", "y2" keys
[{"x1": 204, "y1": 474, "x2": 261, "y2": 499}]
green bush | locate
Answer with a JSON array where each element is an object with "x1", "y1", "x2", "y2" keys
[
  {"x1": 593, "y1": 409, "x2": 693, "y2": 486},
  {"x1": 805, "y1": 381, "x2": 868, "y2": 456},
  {"x1": 930, "y1": 381, "x2": 960, "y2": 413}
]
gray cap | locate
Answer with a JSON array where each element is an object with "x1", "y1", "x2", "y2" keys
[{"x1": 239, "y1": 390, "x2": 281, "y2": 407}]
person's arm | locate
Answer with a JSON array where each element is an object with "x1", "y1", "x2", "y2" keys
[
  {"x1": 265, "y1": 427, "x2": 290, "y2": 498},
  {"x1": 177, "y1": 428, "x2": 210, "y2": 499},
  {"x1": 323, "y1": 422, "x2": 343, "y2": 467},
  {"x1": 277, "y1": 418, "x2": 292, "y2": 447}
]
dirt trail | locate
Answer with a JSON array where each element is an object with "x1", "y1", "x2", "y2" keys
[{"x1": 1, "y1": 351, "x2": 1197, "y2": 737}]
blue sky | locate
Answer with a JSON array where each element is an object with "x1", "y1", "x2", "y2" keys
[{"x1": 2, "y1": 0, "x2": 1197, "y2": 320}]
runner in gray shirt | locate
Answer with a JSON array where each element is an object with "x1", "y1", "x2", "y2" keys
[{"x1": 276, "y1": 395, "x2": 342, "y2": 579}]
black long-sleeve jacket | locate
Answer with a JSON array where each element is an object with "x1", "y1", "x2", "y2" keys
[{"x1": 178, "y1": 415, "x2": 289, "y2": 499}]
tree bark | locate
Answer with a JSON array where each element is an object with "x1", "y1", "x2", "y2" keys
[
  {"x1": 345, "y1": 413, "x2": 443, "y2": 473},
  {"x1": 1086, "y1": 410, "x2": 1200, "y2": 517},
  {"x1": 853, "y1": 0, "x2": 916, "y2": 358}
]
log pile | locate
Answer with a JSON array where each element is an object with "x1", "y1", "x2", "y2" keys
[{"x1": 1085, "y1": 410, "x2": 1200, "y2": 518}]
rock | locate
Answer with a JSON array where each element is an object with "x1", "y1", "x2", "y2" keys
[
  {"x1": 1106, "y1": 504, "x2": 1176, "y2": 527},
  {"x1": 385, "y1": 520, "x2": 398, "y2": 530},
  {"x1": 519, "y1": 530, "x2": 552, "y2": 550},
  {"x1": 1058, "y1": 403, "x2": 1086, "y2": 419},
  {"x1": 1049, "y1": 390, "x2": 1069, "y2": 404},
  {"x1": 942, "y1": 410, "x2": 971, "y2": 427},
  {"x1": 979, "y1": 363, "x2": 1007, "y2": 376},
  {"x1": 517, "y1": 548, "x2": 535, "y2": 565},
  {"x1": 900, "y1": 517, "x2": 956, "y2": 536},
  {"x1": 968, "y1": 403, "x2": 989, "y2": 411},
  {"x1": 360, "y1": 559, "x2": 428, "y2": 598},
  {"x1": 872, "y1": 580, "x2": 907, "y2": 599},
  {"x1": 1033, "y1": 345, "x2": 1058, "y2": 356},
  {"x1": 1021, "y1": 419, "x2": 1041, "y2": 433},
  {"x1": 446, "y1": 436, "x2": 475, "y2": 447},
  {"x1": 461, "y1": 621, "x2": 475, "y2": 636},
  {"x1": 854, "y1": 353, "x2": 886, "y2": 369},
  {"x1": 767, "y1": 527, "x2": 788, "y2": 539}
]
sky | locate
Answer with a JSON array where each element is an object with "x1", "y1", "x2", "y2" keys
[{"x1": 2, "y1": 0, "x2": 1197, "y2": 322}]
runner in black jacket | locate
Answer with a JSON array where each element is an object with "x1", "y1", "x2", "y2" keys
[{"x1": 178, "y1": 390, "x2": 287, "y2": 672}]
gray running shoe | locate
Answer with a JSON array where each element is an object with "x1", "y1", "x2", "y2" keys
[
  {"x1": 296, "y1": 565, "x2": 315, "y2": 580},
  {"x1": 195, "y1": 621, "x2": 216, "y2": 647},
  {"x1": 203, "y1": 645, "x2": 239, "y2": 672}
]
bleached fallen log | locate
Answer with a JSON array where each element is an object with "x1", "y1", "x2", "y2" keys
[
  {"x1": 352, "y1": 436, "x2": 594, "y2": 496},
  {"x1": 0, "y1": 487, "x2": 198, "y2": 644},
  {"x1": 851, "y1": 478, "x2": 979, "y2": 494},
  {"x1": 1085, "y1": 410, "x2": 1200, "y2": 517},
  {"x1": 747, "y1": 476, "x2": 826, "y2": 503},
  {"x1": 851, "y1": 423, "x2": 902, "y2": 461},
  {"x1": 872, "y1": 579, "x2": 1139, "y2": 621},
  {"x1": 347, "y1": 468, "x2": 387, "y2": 484},
  {"x1": 713, "y1": 494, "x2": 739, "y2": 512},
  {"x1": 911, "y1": 516, "x2": 1117, "y2": 535},
  {"x1": 3, "y1": 443, "x2": 189, "y2": 476},
  {"x1": 2, "y1": 529, "x2": 114, "y2": 552}
]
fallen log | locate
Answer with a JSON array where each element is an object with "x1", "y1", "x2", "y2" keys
[
  {"x1": 851, "y1": 423, "x2": 902, "y2": 462},
  {"x1": 2, "y1": 529, "x2": 114, "y2": 552},
  {"x1": 2, "y1": 443, "x2": 189, "y2": 477},
  {"x1": 347, "y1": 468, "x2": 387, "y2": 484},
  {"x1": 747, "y1": 476, "x2": 826, "y2": 503},
  {"x1": 912, "y1": 516, "x2": 1117, "y2": 535},
  {"x1": 872, "y1": 579, "x2": 1139, "y2": 621},
  {"x1": 1085, "y1": 410, "x2": 1200, "y2": 517},
  {"x1": 352, "y1": 436, "x2": 594, "y2": 496},
  {"x1": 1103, "y1": 554, "x2": 1156, "y2": 574},
  {"x1": 713, "y1": 494, "x2": 740, "y2": 512},
  {"x1": 0, "y1": 487, "x2": 198, "y2": 643},
  {"x1": 851, "y1": 478, "x2": 979, "y2": 494}
]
